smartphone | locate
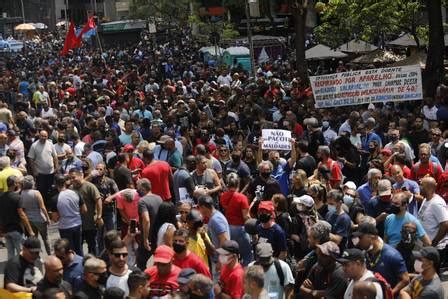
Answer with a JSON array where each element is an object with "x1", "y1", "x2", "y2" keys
[{"x1": 130, "y1": 219, "x2": 137, "y2": 234}]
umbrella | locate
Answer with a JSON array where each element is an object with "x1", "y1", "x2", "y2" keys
[
  {"x1": 388, "y1": 33, "x2": 425, "y2": 47},
  {"x1": 337, "y1": 39, "x2": 378, "y2": 54},
  {"x1": 14, "y1": 23, "x2": 36, "y2": 31},
  {"x1": 56, "y1": 20, "x2": 69, "y2": 27},
  {"x1": 351, "y1": 49, "x2": 404, "y2": 64},
  {"x1": 33, "y1": 23, "x2": 48, "y2": 30},
  {"x1": 305, "y1": 44, "x2": 348, "y2": 60}
]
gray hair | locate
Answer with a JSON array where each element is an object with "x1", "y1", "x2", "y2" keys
[
  {"x1": 359, "y1": 215, "x2": 376, "y2": 226},
  {"x1": 258, "y1": 160, "x2": 273, "y2": 172},
  {"x1": 83, "y1": 257, "x2": 106, "y2": 273},
  {"x1": 226, "y1": 172, "x2": 240, "y2": 189},
  {"x1": 122, "y1": 190, "x2": 134, "y2": 201},
  {"x1": 136, "y1": 178, "x2": 151, "y2": 192},
  {"x1": 318, "y1": 145, "x2": 330, "y2": 156},
  {"x1": 367, "y1": 168, "x2": 382, "y2": 180},
  {"x1": 309, "y1": 220, "x2": 332, "y2": 244},
  {"x1": 245, "y1": 265, "x2": 265, "y2": 288},
  {"x1": 0, "y1": 156, "x2": 11, "y2": 169},
  {"x1": 22, "y1": 175, "x2": 35, "y2": 190}
]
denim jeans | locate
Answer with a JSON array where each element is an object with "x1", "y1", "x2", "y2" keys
[
  {"x1": 229, "y1": 225, "x2": 253, "y2": 266},
  {"x1": 59, "y1": 225, "x2": 83, "y2": 256},
  {"x1": 97, "y1": 210, "x2": 116, "y2": 253},
  {"x1": 5, "y1": 231, "x2": 23, "y2": 259}
]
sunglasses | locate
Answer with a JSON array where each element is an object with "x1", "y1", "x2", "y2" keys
[{"x1": 113, "y1": 253, "x2": 128, "y2": 258}]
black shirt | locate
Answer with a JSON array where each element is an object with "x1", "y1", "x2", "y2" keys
[
  {"x1": 295, "y1": 155, "x2": 317, "y2": 177},
  {"x1": 74, "y1": 281, "x2": 103, "y2": 299},
  {"x1": 34, "y1": 278, "x2": 72, "y2": 298},
  {"x1": 113, "y1": 165, "x2": 133, "y2": 190},
  {"x1": 0, "y1": 191, "x2": 23, "y2": 233},
  {"x1": 138, "y1": 194, "x2": 163, "y2": 245},
  {"x1": 247, "y1": 176, "x2": 281, "y2": 201},
  {"x1": 4, "y1": 255, "x2": 43, "y2": 288}
]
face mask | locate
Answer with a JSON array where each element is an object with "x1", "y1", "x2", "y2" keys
[
  {"x1": 137, "y1": 190, "x2": 145, "y2": 197},
  {"x1": 258, "y1": 213, "x2": 272, "y2": 223},
  {"x1": 219, "y1": 254, "x2": 230, "y2": 265},
  {"x1": 260, "y1": 172, "x2": 271, "y2": 179},
  {"x1": 232, "y1": 155, "x2": 241, "y2": 163},
  {"x1": 414, "y1": 260, "x2": 423, "y2": 273},
  {"x1": 401, "y1": 229, "x2": 416, "y2": 246},
  {"x1": 58, "y1": 138, "x2": 65, "y2": 143},
  {"x1": 390, "y1": 136, "x2": 399, "y2": 142},
  {"x1": 327, "y1": 204, "x2": 337, "y2": 214},
  {"x1": 97, "y1": 272, "x2": 108, "y2": 285},
  {"x1": 389, "y1": 205, "x2": 401, "y2": 215},
  {"x1": 173, "y1": 243, "x2": 186, "y2": 254},
  {"x1": 352, "y1": 237, "x2": 360, "y2": 246},
  {"x1": 343, "y1": 195, "x2": 354, "y2": 207},
  {"x1": 368, "y1": 147, "x2": 376, "y2": 153}
]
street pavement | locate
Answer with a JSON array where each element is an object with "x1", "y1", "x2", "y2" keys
[{"x1": 1, "y1": 224, "x2": 448, "y2": 296}]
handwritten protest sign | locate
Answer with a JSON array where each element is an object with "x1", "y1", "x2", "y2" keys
[
  {"x1": 262, "y1": 129, "x2": 291, "y2": 150},
  {"x1": 309, "y1": 65, "x2": 423, "y2": 108}
]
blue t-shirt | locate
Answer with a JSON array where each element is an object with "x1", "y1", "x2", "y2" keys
[
  {"x1": 256, "y1": 223, "x2": 287, "y2": 257},
  {"x1": 384, "y1": 212, "x2": 426, "y2": 246},
  {"x1": 361, "y1": 132, "x2": 382, "y2": 151},
  {"x1": 64, "y1": 254, "x2": 84, "y2": 289},
  {"x1": 272, "y1": 162, "x2": 292, "y2": 196},
  {"x1": 331, "y1": 212, "x2": 352, "y2": 251},
  {"x1": 367, "y1": 242, "x2": 407, "y2": 287},
  {"x1": 366, "y1": 197, "x2": 391, "y2": 237},
  {"x1": 357, "y1": 183, "x2": 373, "y2": 208},
  {"x1": 208, "y1": 210, "x2": 230, "y2": 249}
]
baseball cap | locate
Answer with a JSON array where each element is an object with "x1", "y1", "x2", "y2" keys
[
  {"x1": 352, "y1": 222, "x2": 378, "y2": 237},
  {"x1": 336, "y1": 248, "x2": 365, "y2": 264},
  {"x1": 343, "y1": 181, "x2": 357, "y2": 190},
  {"x1": 317, "y1": 241, "x2": 340, "y2": 258},
  {"x1": 177, "y1": 268, "x2": 196, "y2": 285},
  {"x1": 23, "y1": 237, "x2": 41, "y2": 253},
  {"x1": 413, "y1": 247, "x2": 440, "y2": 266},
  {"x1": 153, "y1": 245, "x2": 174, "y2": 264},
  {"x1": 378, "y1": 179, "x2": 392, "y2": 196},
  {"x1": 6, "y1": 129, "x2": 16, "y2": 136},
  {"x1": 123, "y1": 144, "x2": 135, "y2": 152},
  {"x1": 157, "y1": 135, "x2": 171, "y2": 144},
  {"x1": 256, "y1": 242, "x2": 273, "y2": 258},
  {"x1": 258, "y1": 200, "x2": 275, "y2": 213},
  {"x1": 217, "y1": 240, "x2": 239, "y2": 255},
  {"x1": 0, "y1": 122, "x2": 7, "y2": 133},
  {"x1": 293, "y1": 195, "x2": 314, "y2": 208}
]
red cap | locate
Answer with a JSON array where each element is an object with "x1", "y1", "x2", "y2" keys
[
  {"x1": 123, "y1": 144, "x2": 135, "y2": 152},
  {"x1": 154, "y1": 245, "x2": 174, "y2": 264},
  {"x1": 258, "y1": 200, "x2": 275, "y2": 213},
  {"x1": 381, "y1": 148, "x2": 392, "y2": 156}
]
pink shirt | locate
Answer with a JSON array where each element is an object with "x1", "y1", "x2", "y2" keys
[{"x1": 116, "y1": 191, "x2": 140, "y2": 221}]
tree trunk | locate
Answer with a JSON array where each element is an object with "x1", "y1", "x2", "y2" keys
[
  {"x1": 424, "y1": 0, "x2": 445, "y2": 97},
  {"x1": 293, "y1": 5, "x2": 308, "y2": 81}
]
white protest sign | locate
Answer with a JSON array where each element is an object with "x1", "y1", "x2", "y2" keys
[
  {"x1": 262, "y1": 129, "x2": 291, "y2": 151},
  {"x1": 309, "y1": 65, "x2": 423, "y2": 108}
]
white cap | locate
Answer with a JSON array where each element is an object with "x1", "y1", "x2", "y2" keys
[
  {"x1": 293, "y1": 195, "x2": 314, "y2": 208},
  {"x1": 343, "y1": 181, "x2": 357, "y2": 190}
]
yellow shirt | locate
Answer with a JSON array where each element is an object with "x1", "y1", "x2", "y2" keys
[
  {"x1": 0, "y1": 167, "x2": 23, "y2": 191},
  {"x1": 188, "y1": 233, "x2": 210, "y2": 267}
]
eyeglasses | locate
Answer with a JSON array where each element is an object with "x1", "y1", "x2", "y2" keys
[{"x1": 113, "y1": 253, "x2": 128, "y2": 258}]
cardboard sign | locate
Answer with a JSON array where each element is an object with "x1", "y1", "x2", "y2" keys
[
  {"x1": 262, "y1": 129, "x2": 291, "y2": 150},
  {"x1": 310, "y1": 65, "x2": 423, "y2": 108}
]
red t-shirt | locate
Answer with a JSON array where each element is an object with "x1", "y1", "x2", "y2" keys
[
  {"x1": 145, "y1": 265, "x2": 181, "y2": 297},
  {"x1": 220, "y1": 191, "x2": 249, "y2": 226},
  {"x1": 318, "y1": 159, "x2": 342, "y2": 188},
  {"x1": 411, "y1": 162, "x2": 442, "y2": 182},
  {"x1": 220, "y1": 263, "x2": 244, "y2": 299},
  {"x1": 116, "y1": 192, "x2": 140, "y2": 221},
  {"x1": 127, "y1": 156, "x2": 145, "y2": 180},
  {"x1": 173, "y1": 252, "x2": 211, "y2": 278},
  {"x1": 142, "y1": 161, "x2": 172, "y2": 200}
]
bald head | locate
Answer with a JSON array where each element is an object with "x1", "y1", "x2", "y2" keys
[
  {"x1": 421, "y1": 176, "x2": 437, "y2": 197},
  {"x1": 44, "y1": 256, "x2": 64, "y2": 283},
  {"x1": 352, "y1": 281, "x2": 377, "y2": 299}
]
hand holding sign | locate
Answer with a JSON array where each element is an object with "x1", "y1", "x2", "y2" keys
[{"x1": 261, "y1": 129, "x2": 292, "y2": 151}]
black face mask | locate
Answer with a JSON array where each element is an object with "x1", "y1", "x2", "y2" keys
[
  {"x1": 232, "y1": 155, "x2": 241, "y2": 163},
  {"x1": 259, "y1": 213, "x2": 271, "y2": 223},
  {"x1": 260, "y1": 172, "x2": 271, "y2": 179},
  {"x1": 58, "y1": 138, "x2": 65, "y2": 143},
  {"x1": 97, "y1": 272, "x2": 108, "y2": 285},
  {"x1": 389, "y1": 205, "x2": 401, "y2": 215},
  {"x1": 401, "y1": 229, "x2": 417, "y2": 246},
  {"x1": 173, "y1": 243, "x2": 186, "y2": 254}
]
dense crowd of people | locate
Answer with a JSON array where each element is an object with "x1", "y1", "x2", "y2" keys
[{"x1": 1, "y1": 27, "x2": 448, "y2": 299}]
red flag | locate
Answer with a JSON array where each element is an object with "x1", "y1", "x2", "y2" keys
[
  {"x1": 75, "y1": 16, "x2": 96, "y2": 47},
  {"x1": 60, "y1": 21, "x2": 77, "y2": 56}
]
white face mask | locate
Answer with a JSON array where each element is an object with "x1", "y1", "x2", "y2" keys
[
  {"x1": 414, "y1": 260, "x2": 423, "y2": 273},
  {"x1": 352, "y1": 237, "x2": 360, "y2": 246},
  {"x1": 219, "y1": 254, "x2": 230, "y2": 265}
]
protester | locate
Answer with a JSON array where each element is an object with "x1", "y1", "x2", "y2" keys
[{"x1": 34, "y1": 256, "x2": 72, "y2": 298}]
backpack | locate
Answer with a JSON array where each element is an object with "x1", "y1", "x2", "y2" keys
[{"x1": 365, "y1": 272, "x2": 394, "y2": 299}]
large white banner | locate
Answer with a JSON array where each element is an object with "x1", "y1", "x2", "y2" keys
[
  {"x1": 310, "y1": 65, "x2": 423, "y2": 108},
  {"x1": 262, "y1": 129, "x2": 291, "y2": 150}
]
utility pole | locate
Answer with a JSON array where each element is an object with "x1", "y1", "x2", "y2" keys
[
  {"x1": 20, "y1": 0, "x2": 25, "y2": 23},
  {"x1": 245, "y1": 0, "x2": 256, "y2": 77}
]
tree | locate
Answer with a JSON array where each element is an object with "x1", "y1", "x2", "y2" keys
[
  {"x1": 129, "y1": 0, "x2": 191, "y2": 25},
  {"x1": 424, "y1": 0, "x2": 445, "y2": 97},
  {"x1": 314, "y1": 0, "x2": 424, "y2": 49},
  {"x1": 289, "y1": 0, "x2": 309, "y2": 81}
]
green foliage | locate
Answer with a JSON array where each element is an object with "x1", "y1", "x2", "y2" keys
[
  {"x1": 314, "y1": 0, "x2": 424, "y2": 48},
  {"x1": 130, "y1": 0, "x2": 192, "y2": 23},
  {"x1": 221, "y1": 23, "x2": 240, "y2": 39}
]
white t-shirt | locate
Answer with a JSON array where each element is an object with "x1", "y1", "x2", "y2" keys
[
  {"x1": 106, "y1": 269, "x2": 131, "y2": 296},
  {"x1": 54, "y1": 142, "x2": 71, "y2": 156},
  {"x1": 418, "y1": 194, "x2": 448, "y2": 249},
  {"x1": 248, "y1": 260, "x2": 295, "y2": 299},
  {"x1": 344, "y1": 270, "x2": 383, "y2": 299}
]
